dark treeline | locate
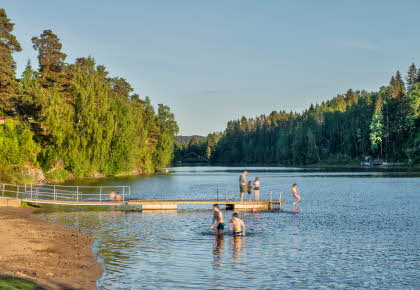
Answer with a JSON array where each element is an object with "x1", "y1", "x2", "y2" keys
[
  {"x1": 209, "y1": 66, "x2": 419, "y2": 166},
  {"x1": 0, "y1": 9, "x2": 178, "y2": 183},
  {"x1": 174, "y1": 133, "x2": 222, "y2": 163}
]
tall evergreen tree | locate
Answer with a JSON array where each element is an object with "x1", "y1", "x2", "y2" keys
[
  {"x1": 32, "y1": 30, "x2": 67, "y2": 89},
  {"x1": 0, "y1": 8, "x2": 22, "y2": 114},
  {"x1": 416, "y1": 68, "x2": 420, "y2": 84},
  {"x1": 406, "y1": 63, "x2": 417, "y2": 92},
  {"x1": 390, "y1": 71, "x2": 405, "y2": 98}
]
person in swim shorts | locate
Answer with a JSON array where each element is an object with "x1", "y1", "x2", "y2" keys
[
  {"x1": 229, "y1": 213, "x2": 246, "y2": 236},
  {"x1": 211, "y1": 204, "x2": 225, "y2": 235},
  {"x1": 292, "y1": 183, "x2": 301, "y2": 205},
  {"x1": 239, "y1": 171, "x2": 248, "y2": 201}
]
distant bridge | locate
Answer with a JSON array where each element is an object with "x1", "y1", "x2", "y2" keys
[
  {"x1": 0, "y1": 183, "x2": 284, "y2": 210},
  {"x1": 178, "y1": 152, "x2": 209, "y2": 163}
]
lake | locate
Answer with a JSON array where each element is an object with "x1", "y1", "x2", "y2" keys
[{"x1": 38, "y1": 166, "x2": 420, "y2": 289}]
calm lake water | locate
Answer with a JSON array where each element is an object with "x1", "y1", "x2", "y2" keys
[{"x1": 38, "y1": 167, "x2": 420, "y2": 289}]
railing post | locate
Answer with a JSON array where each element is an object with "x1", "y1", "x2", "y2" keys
[
  {"x1": 17, "y1": 185, "x2": 19, "y2": 198},
  {"x1": 225, "y1": 192, "x2": 227, "y2": 201},
  {"x1": 122, "y1": 187, "x2": 125, "y2": 202},
  {"x1": 76, "y1": 186, "x2": 79, "y2": 202},
  {"x1": 1, "y1": 183, "x2": 4, "y2": 197},
  {"x1": 99, "y1": 187, "x2": 102, "y2": 202},
  {"x1": 30, "y1": 184, "x2": 33, "y2": 199},
  {"x1": 128, "y1": 186, "x2": 131, "y2": 196},
  {"x1": 270, "y1": 190, "x2": 273, "y2": 202},
  {"x1": 54, "y1": 185, "x2": 56, "y2": 200}
]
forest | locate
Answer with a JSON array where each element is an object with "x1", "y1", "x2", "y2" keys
[
  {"x1": 176, "y1": 66, "x2": 419, "y2": 166},
  {"x1": 0, "y1": 9, "x2": 178, "y2": 183}
]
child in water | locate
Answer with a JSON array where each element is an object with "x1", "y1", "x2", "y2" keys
[
  {"x1": 247, "y1": 181, "x2": 253, "y2": 201},
  {"x1": 292, "y1": 183, "x2": 301, "y2": 205}
]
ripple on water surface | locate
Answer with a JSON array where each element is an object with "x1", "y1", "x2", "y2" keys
[{"x1": 39, "y1": 167, "x2": 420, "y2": 289}]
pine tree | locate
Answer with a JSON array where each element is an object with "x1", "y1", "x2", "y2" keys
[
  {"x1": 406, "y1": 63, "x2": 417, "y2": 92},
  {"x1": 32, "y1": 30, "x2": 67, "y2": 89},
  {"x1": 0, "y1": 9, "x2": 22, "y2": 114},
  {"x1": 390, "y1": 71, "x2": 406, "y2": 98}
]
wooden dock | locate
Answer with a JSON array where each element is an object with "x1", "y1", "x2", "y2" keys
[{"x1": 20, "y1": 198, "x2": 283, "y2": 210}]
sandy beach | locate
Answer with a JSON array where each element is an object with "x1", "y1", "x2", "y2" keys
[{"x1": 0, "y1": 206, "x2": 102, "y2": 289}]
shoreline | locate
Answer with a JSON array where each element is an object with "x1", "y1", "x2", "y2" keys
[{"x1": 0, "y1": 206, "x2": 102, "y2": 289}]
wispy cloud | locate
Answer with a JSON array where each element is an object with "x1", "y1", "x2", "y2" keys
[
  {"x1": 201, "y1": 89, "x2": 232, "y2": 95},
  {"x1": 342, "y1": 40, "x2": 379, "y2": 51}
]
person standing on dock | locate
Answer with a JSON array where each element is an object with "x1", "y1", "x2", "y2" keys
[
  {"x1": 253, "y1": 177, "x2": 260, "y2": 201},
  {"x1": 292, "y1": 184, "x2": 301, "y2": 205},
  {"x1": 247, "y1": 181, "x2": 253, "y2": 201},
  {"x1": 239, "y1": 171, "x2": 248, "y2": 201},
  {"x1": 211, "y1": 204, "x2": 225, "y2": 235}
]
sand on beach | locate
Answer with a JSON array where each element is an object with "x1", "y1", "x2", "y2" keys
[{"x1": 0, "y1": 206, "x2": 102, "y2": 289}]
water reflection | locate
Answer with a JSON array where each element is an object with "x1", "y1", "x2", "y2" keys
[
  {"x1": 212, "y1": 235, "x2": 224, "y2": 268},
  {"x1": 232, "y1": 236, "x2": 245, "y2": 259}
]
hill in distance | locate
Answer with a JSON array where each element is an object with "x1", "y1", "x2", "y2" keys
[{"x1": 175, "y1": 135, "x2": 205, "y2": 145}]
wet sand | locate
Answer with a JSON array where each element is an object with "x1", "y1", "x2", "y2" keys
[{"x1": 0, "y1": 207, "x2": 102, "y2": 289}]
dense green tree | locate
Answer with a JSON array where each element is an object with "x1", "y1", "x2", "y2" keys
[
  {"x1": 0, "y1": 9, "x2": 179, "y2": 183},
  {"x1": 209, "y1": 64, "x2": 419, "y2": 165},
  {"x1": 32, "y1": 30, "x2": 67, "y2": 89},
  {"x1": 0, "y1": 119, "x2": 40, "y2": 183},
  {"x1": 0, "y1": 8, "x2": 22, "y2": 115}
]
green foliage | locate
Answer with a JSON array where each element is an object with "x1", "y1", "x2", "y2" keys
[
  {"x1": 0, "y1": 275, "x2": 40, "y2": 289},
  {"x1": 0, "y1": 119, "x2": 40, "y2": 183},
  {"x1": 0, "y1": 9, "x2": 22, "y2": 115},
  {"x1": 369, "y1": 95, "x2": 383, "y2": 153},
  {"x1": 173, "y1": 132, "x2": 222, "y2": 163},
  {"x1": 210, "y1": 65, "x2": 420, "y2": 165},
  {"x1": 0, "y1": 10, "x2": 178, "y2": 183},
  {"x1": 32, "y1": 29, "x2": 67, "y2": 89}
]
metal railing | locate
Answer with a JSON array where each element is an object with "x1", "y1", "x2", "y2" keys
[
  {"x1": 0, "y1": 183, "x2": 131, "y2": 203},
  {"x1": 215, "y1": 188, "x2": 283, "y2": 203}
]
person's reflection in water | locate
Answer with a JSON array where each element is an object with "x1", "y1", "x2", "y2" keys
[
  {"x1": 212, "y1": 234, "x2": 224, "y2": 268},
  {"x1": 232, "y1": 235, "x2": 245, "y2": 260},
  {"x1": 292, "y1": 207, "x2": 301, "y2": 213}
]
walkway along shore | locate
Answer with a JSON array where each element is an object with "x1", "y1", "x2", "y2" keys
[{"x1": 0, "y1": 206, "x2": 102, "y2": 289}]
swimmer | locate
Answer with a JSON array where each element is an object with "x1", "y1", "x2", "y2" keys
[
  {"x1": 109, "y1": 191, "x2": 116, "y2": 200},
  {"x1": 211, "y1": 204, "x2": 225, "y2": 235},
  {"x1": 292, "y1": 183, "x2": 301, "y2": 205},
  {"x1": 229, "y1": 213, "x2": 246, "y2": 236},
  {"x1": 115, "y1": 192, "x2": 122, "y2": 201}
]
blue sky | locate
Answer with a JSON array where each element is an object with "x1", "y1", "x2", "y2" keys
[{"x1": 4, "y1": 0, "x2": 420, "y2": 135}]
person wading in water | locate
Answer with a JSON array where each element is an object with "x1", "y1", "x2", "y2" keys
[
  {"x1": 211, "y1": 204, "x2": 225, "y2": 235},
  {"x1": 229, "y1": 213, "x2": 246, "y2": 236}
]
